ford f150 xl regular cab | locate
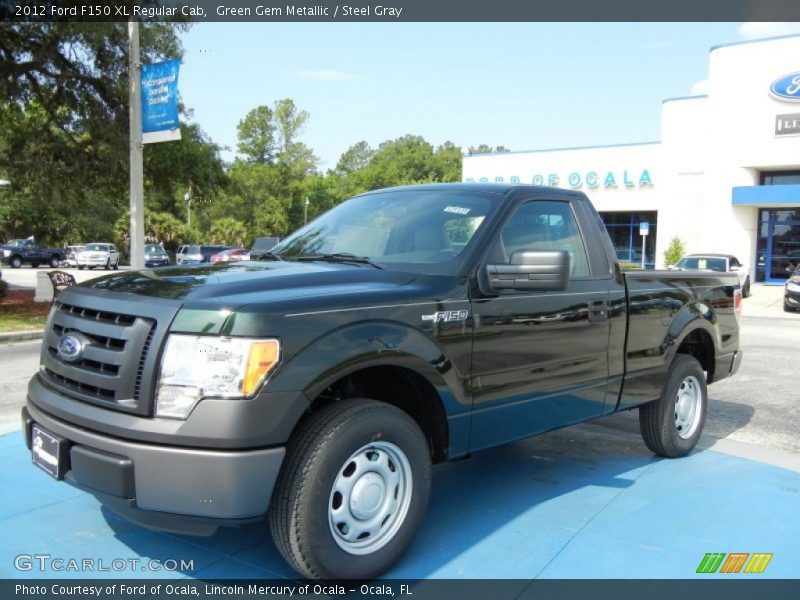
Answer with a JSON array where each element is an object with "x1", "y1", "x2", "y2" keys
[{"x1": 22, "y1": 183, "x2": 742, "y2": 579}]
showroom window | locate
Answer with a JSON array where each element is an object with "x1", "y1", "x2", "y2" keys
[{"x1": 598, "y1": 211, "x2": 658, "y2": 269}]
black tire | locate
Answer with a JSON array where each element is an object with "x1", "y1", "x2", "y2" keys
[
  {"x1": 49, "y1": 256, "x2": 60, "y2": 268},
  {"x1": 105, "y1": 259, "x2": 111, "y2": 270},
  {"x1": 639, "y1": 354, "x2": 707, "y2": 458},
  {"x1": 113, "y1": 261, "x2": 119, "y2": 270},
  {"x1": 785, "y1": 302, "x2": 795, "y2": 313},
  {"x1": 77, "y1": 265, "x2": 84, "y2": 270},
  {"x1": 10, "y1": 256, "x2": 22, "y2": 268},
  {"x1": 742, "y1": 277, "x2": 750, "y2": 298},
  {"x1": 269, "y1": 398, "x2": 431, "y2": 580}
]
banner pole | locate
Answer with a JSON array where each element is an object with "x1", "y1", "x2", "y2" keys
[{"x1": 128, "y1": 19, "x2": 144, "y2": 270}]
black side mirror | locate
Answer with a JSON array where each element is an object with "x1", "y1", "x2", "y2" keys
[{"x1": 485, "y1": 250, "x2": 570, "y2": 292}]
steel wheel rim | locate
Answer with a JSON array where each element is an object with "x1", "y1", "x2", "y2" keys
[
  {"x1": 674, "y1": 375, "x2": 702, "y2": 439},
  {"x1": 328, "y1": 440, "x2": 413, "y2": 555}
]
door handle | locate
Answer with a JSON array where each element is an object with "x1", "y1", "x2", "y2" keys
[{"x1": 588, "y1": 299, "x2": 608, "y2": 323}]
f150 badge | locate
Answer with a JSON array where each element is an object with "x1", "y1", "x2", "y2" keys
[{"x1": 421, "y1": 310, "x2": 469, "y2": 323}]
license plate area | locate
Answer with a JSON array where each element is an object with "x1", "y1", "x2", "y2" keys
[{"x1": 31, "y1": 425, "x2": 69, "y2": 479}]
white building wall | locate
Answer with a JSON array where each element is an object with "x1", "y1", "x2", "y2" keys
[{"x1": 463, "y1": 34, "x2": 800, "y2": 275}]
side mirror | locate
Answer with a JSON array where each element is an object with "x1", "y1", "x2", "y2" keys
[
  {"x1": 485, "y1": 250, "x2": 570, "y2": 292},
  {"x1": 729, "y1": 265, "x2": 739, "y2": 272}
]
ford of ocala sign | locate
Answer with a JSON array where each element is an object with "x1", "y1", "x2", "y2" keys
[{"x1": 769, "y1": 72, "x2": 800, "y2": 103}]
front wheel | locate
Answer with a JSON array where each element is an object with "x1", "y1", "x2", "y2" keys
[
  {"x1": 49, "y1": 256, "x2": 60, "y2": 268},
  {"x1": 742, "y1": 276, "x2": 751, "y2": 298},
  {"x1": 269, "y1": 399, "x2": 431, "y2": 580},
  {"x1": 639, "y1": 354, "x2": 707, "y2": 457}
]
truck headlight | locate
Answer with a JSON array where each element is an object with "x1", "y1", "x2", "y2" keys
[
  {"x1": 155, "y1": 334, "x2": 280, "y2": 419},
  {"x1": 2, "y1": 249, "x2": 9, "y2": 257},
  {"x1": 788, "y1": 282, "x2": 800, "y2": 293}
]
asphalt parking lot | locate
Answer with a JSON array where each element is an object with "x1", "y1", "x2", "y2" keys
[{"x1": 0, "y1": 284, "x2": 797, "y2": 579}]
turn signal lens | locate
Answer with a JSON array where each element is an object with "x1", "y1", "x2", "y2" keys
[
  {"x1": 243, "y1": 340, "x2": 281, "y2": 395},
  {"x1": 734, "y1": 288, "x2": 742, "y2": 321}
]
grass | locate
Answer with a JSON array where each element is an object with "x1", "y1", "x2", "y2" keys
[{"x1": 0, "y1": 289, "x2": 49, "y2": 333}]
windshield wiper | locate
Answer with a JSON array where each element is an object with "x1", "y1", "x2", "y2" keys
[
  {"x1": 255, "y1": 251, "x2": 284, "y2": 262},
  {"x1": 293, "y1": 252, "x2": 384, "y2": 269}
]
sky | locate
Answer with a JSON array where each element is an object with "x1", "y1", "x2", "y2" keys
[{"x1": 177, "y1": 22, "x2": 800, "y2": 171}]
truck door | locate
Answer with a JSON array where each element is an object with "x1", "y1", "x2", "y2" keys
[{"x1": 468, "y1": 197, "x2": 611, "y2": 451}]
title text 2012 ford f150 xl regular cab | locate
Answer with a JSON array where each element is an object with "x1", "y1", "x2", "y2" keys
[{"x1": 22, "y1": 184, "x2": 742, "y2": 579}]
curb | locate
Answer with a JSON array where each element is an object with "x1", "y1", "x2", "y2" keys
[{"x1": 0, "y1": 330, "x2": 43, "y2": 343}]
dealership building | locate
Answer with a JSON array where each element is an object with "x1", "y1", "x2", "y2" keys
[{"x1": 462, "y1": 34, "x2": 800, "y2": 283}]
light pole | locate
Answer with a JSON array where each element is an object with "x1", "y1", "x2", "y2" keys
[
  {"x1": 184, "y1": 191, "x2": 192, "y2": 227},
  {"x1": 128, "y1": 19, "x2": 144, "y2": 270}
]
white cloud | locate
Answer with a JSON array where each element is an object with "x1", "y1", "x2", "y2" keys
[
  {"x1": 738, "y1": 22, "x2": 800, "y2": 41},
  {"x1": 296, "y1": 69, "x2": 351, "y2": 81},
  {"x1": 691, "y1": 79, "x2": 710, "y2": 96}
]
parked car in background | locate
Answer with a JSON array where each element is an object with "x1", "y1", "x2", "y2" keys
[
  {"x1": 175, "y1": 245, "x2": 189, "y2": 265},
  {"x1": 1, "y1": 239, "x2": 65, "y2": 268},
  {"x1": 62, "y1": 245, "x2": 85, "y2": 268},
  {"x1": 76, "y1": 243, "x2": 120, "y2": 270},
  {"x1": 209, "y1": 248, "x2": 248, "y2": 263},
  {"x1": 785, "y1": 263, "x2": 800, "y2": 312},
  {"x1": 179, "y1": 244, "x2": 234, "y2": 264},
  {"x1": 144, "y1": 244, "x2": 170, "y2": 268},
  {"x1": 671, "y1": 253, "x2": 750, "y2": 297},
  {"x1": 248, "y1": 236, "x2": 281, "y2": 261}
]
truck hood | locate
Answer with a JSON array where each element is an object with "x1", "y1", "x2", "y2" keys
[{"x1": 82, "y1": 261, "x2": 426, "y2": 310}]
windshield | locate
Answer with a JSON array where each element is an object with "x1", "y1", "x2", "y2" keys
[
  {"x1": 85, "y1": 243, "x2": 109, "y2": 252},
  {"x1": 272, "y1": 190, "x2": 495, "y2": 273},
  {"x1": 5, "y1": 239, "x2": 27, "y2": 248},
  {"x1": 145, "y1": 245, "x2": 165, "y2": 254},
  {"x1": 675, "y1": 256, "x2": 727, "y2": 272}
]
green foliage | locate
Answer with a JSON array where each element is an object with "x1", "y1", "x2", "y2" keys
[
  {"x1": 663, "y1": 236, "x2": 686, "y2": 266},
  {"x1": 209, "y1": 218, "x2": 248, "y2": 246},
  {"x1": 0, "y1": 21, "x2": 507, "y2": 252},
  {"x1": 236, "y1": 105, "x2": 276, "y2": 164},
  {"x1": 0, "y1": 22, "x2": 192, "y2": 244}
]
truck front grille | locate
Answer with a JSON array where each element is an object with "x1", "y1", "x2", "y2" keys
[{"x1": 40, "y1": 290, "x2": 180, "y2": 416}]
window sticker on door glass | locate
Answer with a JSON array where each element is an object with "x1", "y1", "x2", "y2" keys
[
  {"x1": 698, "y1": 259, "x2": 707, "y2": 269},
  {"x1": 443, "y1": 206, "x2": 471, "y2": 215}
]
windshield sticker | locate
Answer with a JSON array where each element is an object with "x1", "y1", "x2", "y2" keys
[
  {"x1": 444, "y1": 206, "x2": 471, "y2": 215},
  {"x1": 421, "y1": 310, "x2": 469, "y2": 323}
]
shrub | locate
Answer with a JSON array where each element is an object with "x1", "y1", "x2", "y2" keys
[{"x1": 663, "y1": 236, "x2": 686, "y2": 267}]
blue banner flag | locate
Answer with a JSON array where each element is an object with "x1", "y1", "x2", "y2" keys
[{"x1": 140, "y1": 60, "x2": 181, "y2": 144}]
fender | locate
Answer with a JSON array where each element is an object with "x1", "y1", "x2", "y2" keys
[
  {"x1": 616, "y1": 300, "x2": 720, "y2": 411},
  {"x1": 663, "y1": 300, "x2": 719, "y2": 368},
  {"x1": 266, "y1": 319, "x2": 469, "y2": 417}
]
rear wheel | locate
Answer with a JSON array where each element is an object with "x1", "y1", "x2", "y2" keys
[
  {"x1": 269, "y1": 399, "x2": 431, "y2": 580},
  {"x1": 639, "y1": 354, "x2": 707, "y2": 457}
]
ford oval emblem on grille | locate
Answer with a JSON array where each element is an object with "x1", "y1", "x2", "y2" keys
[
  {"x1": 770, "y1": 72, "x2": 800, "y2": 102},
  {"x1": 57, "y1": 334, "x2": 84, "y2": 362}
]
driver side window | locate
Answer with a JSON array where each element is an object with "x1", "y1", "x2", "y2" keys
[{"x1": 496, "y1": 200, "x2": 590, "y2": 277}]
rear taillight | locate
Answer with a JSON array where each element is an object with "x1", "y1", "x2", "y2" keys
[{"x1": 734, "y1": 288, "x2": 742, "y2": 321}]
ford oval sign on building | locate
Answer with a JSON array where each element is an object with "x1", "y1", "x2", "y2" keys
[{"x1": 769, "y1": 72, "x2": 800, "y2": 102}]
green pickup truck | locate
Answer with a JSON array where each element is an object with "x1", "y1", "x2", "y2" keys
[{"x1": 23, "y1": 183, "x2": 742, "y2": 579}]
